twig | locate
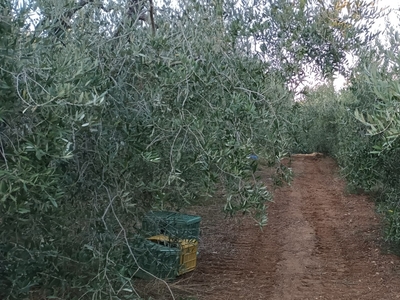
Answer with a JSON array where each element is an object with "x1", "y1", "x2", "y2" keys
[{"x1": 105, "y1": 186, "x2": 176, "y2": 299}]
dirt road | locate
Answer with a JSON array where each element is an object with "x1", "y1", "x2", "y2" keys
[{"x1": 175, "y1": 154, "x2": 400, "y2": 299}]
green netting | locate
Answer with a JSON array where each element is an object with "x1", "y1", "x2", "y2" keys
[
  {"x1": 132, "y1": 237, "x2": 180, "y2": 280},
  {"x1": 142, "y1": 211, "x2": 201, "y2": 240}
]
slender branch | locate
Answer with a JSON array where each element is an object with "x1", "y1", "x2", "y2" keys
[
  {"x1": 149, "y1": 0, "x2": 156, "y2": 35},
  {"x1": 35, "y1": 0, "x2": 95, "y2": 39},
  {"x1": 105, "y1": 187, "x2": 176, "y2": 300}
]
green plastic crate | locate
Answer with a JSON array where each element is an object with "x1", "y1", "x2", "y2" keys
[
  {"x1": 142, "y1": 211, "x2": 201, "y2": 240},
  {"x1": 148, "y1": 235, "x2": 198, "y2": 275},
  {"x1": 132, "y1": 237, "x2": 180, "y2": 280}
]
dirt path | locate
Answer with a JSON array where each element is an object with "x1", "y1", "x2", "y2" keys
[{"x1": 176, "y1": 154, "x2": 400, "y2": 300}]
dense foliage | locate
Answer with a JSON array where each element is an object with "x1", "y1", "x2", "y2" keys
[
  {"x1": 0, "y1": 0, "x2": 289, "y2": 298},
  {"x1": 0, "y1": 0, "x2": 384, "y2": 298}
]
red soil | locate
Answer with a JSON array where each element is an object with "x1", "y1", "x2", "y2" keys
[{"x1": 173, "y1": 154, "x2": 400, "y2": 300}]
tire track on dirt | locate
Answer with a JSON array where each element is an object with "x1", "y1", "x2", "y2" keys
[
  {"x1": 182, "y1": 203, "x2": 282, "y2": 299},
  {"x1": 183, "y1": 154, "x2": 400, "y2": 300},
  {"x1": 271, "y1": 155, "x2": 400, "y2": 300}
]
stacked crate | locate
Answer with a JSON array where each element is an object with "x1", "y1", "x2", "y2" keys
[
  {"x1": 134, "y1": 211, "x2": 201, "y2": 279},
  {"x1": 131, "y1": 236, "x2": 180, "y2": 280},
  {"x1": 142, "y1": 211, "x2": 201, "y2": 240}
]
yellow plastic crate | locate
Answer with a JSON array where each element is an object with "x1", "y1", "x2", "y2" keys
[{"x1": 147, "y1": 235, "x2": 198, "y2": 275}]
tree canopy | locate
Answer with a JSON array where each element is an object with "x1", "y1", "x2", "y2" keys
[{"x1": 0, "y1": 0, "x2": 386, "y2": 298}]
